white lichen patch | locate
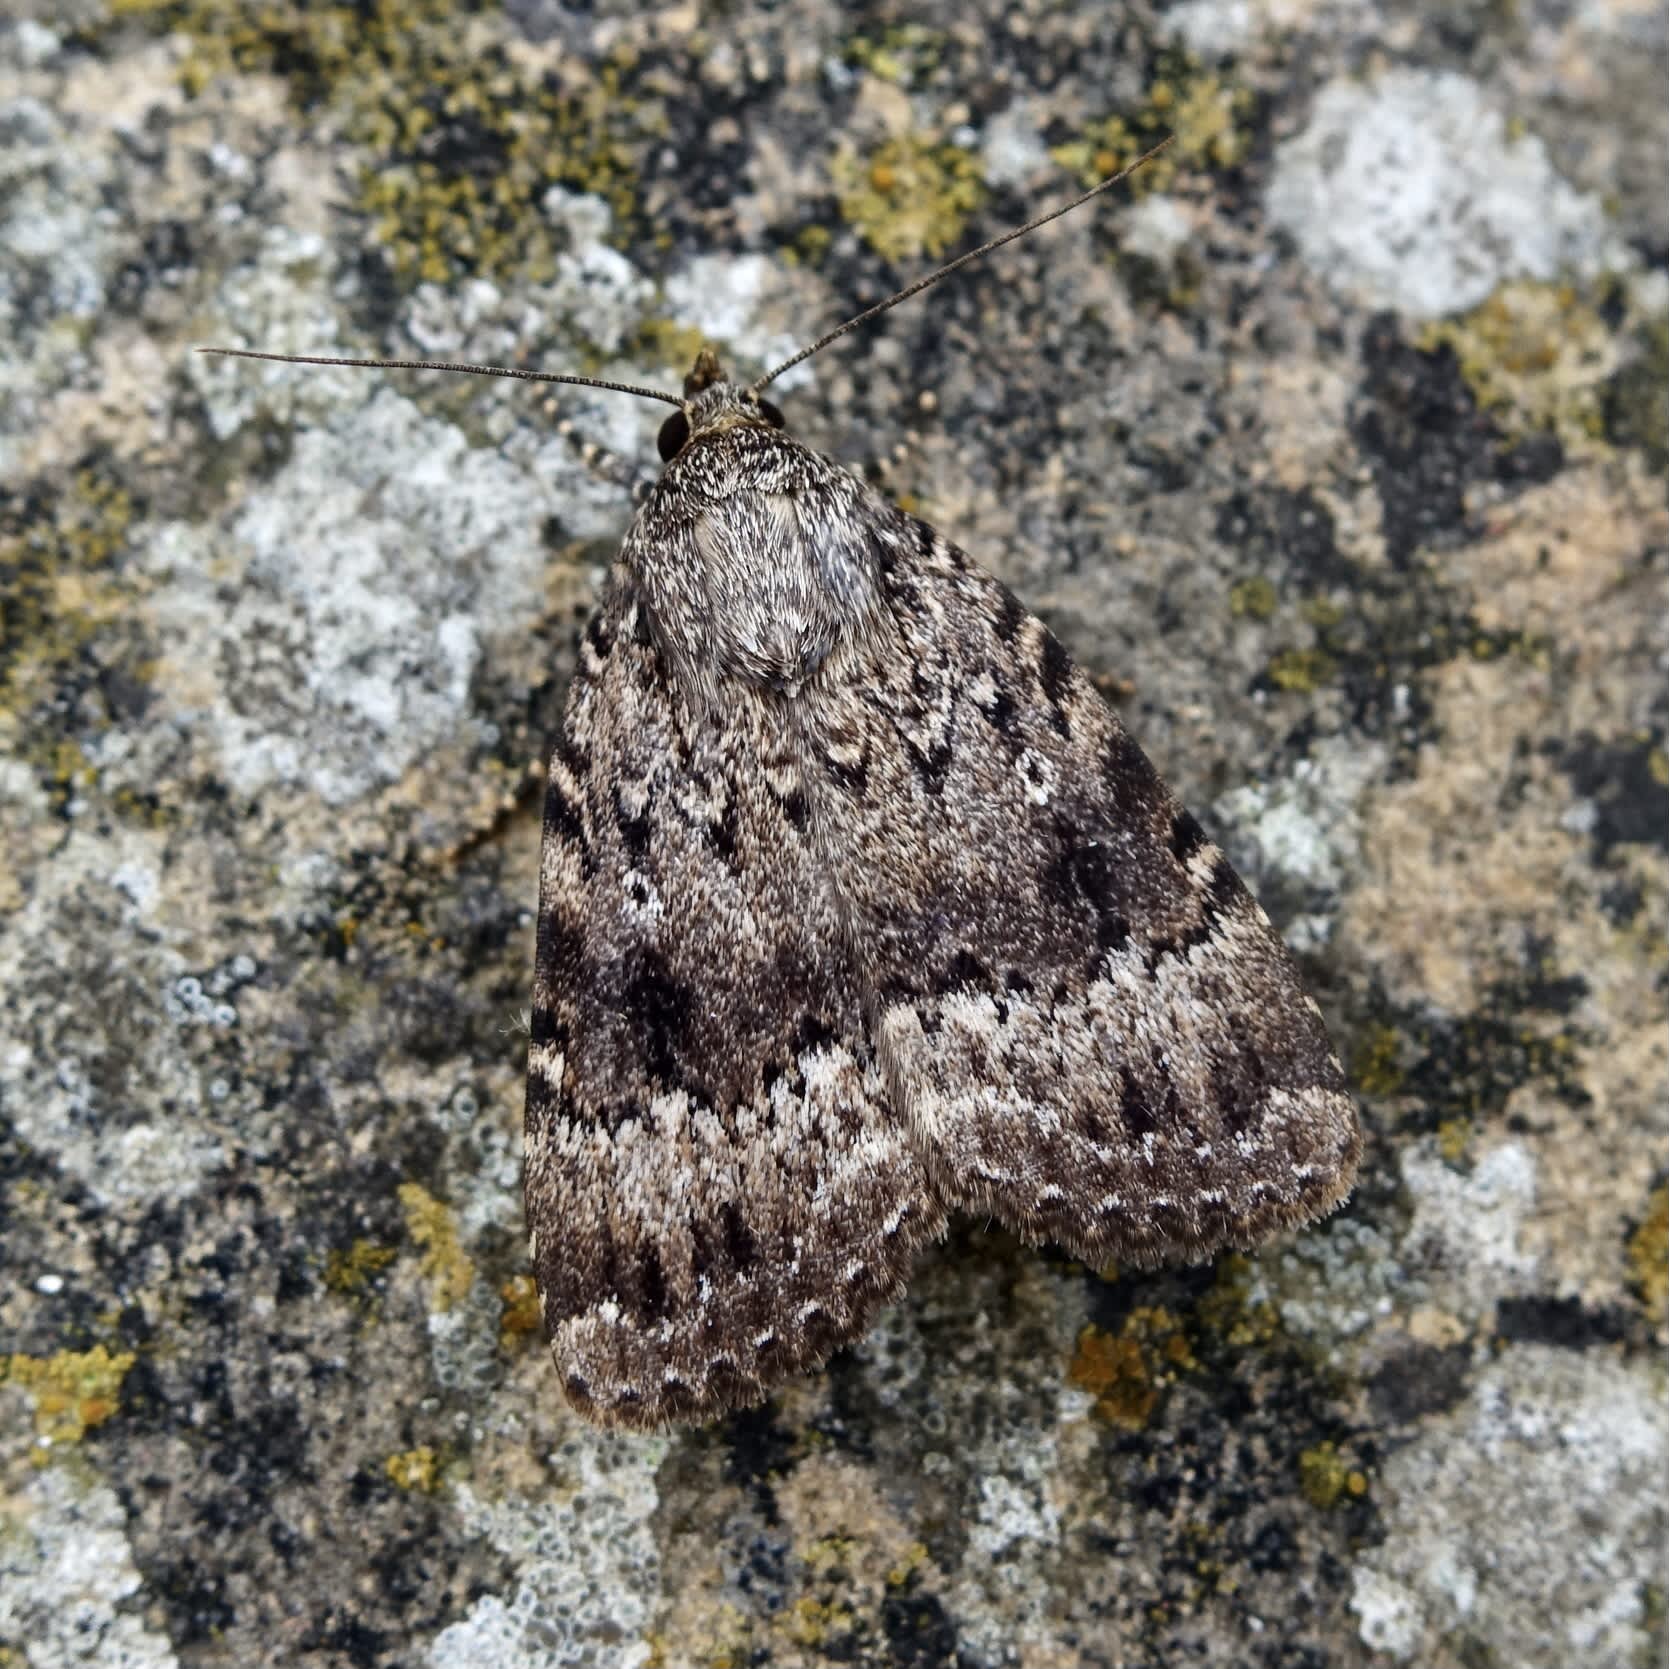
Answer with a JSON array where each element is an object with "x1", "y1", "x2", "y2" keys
[
  {"x1": 0, "y1": 827, "x2": 232, "y2": 1208},
  {"x1": 0, "y1": 86, "x2": 125, "y2": 481},
  {"x1": 0, "y1": 90, "x2": 121, "y2": 330},
  {"x1": 662, "y1": 253, "x2": 808, "y2": 392},
  {"x1": 146, "y1": 388, "x2": 568, "y2": 806},
  {"x1": 980, "y1": 101, "x2": 1051, "y2": 188},
  {"x1": 0, "y1": 1464, "x2": 180, "y2": 1669},
  {"x1": 190, "y1": 225, "x2": 366, "y2": 441},
  {"x1": 1216, "y1": 736, "x2": 1385, "y2": 897},
  {"x1": 1350, "y1": 1344, "x2": 1668, "y2": 1663},
  {"x1": 1268, "y1": 69, "x2": 1625, "y2": 316},
  {"x1": 1397, "y1": 1140, "x2": 1540, "y2": 1324},
  {"x1": 851, "y1": 1260, "x2": 1085, "y2": 1663},
  {"x1": 1165, "y1": 0, "x2": 1368, "y2": 56},
  {"x1": 427, "y1": 1431, "x2": 665, "y2": 1669}
]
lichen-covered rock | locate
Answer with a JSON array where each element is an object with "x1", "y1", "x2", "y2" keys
[{"x1": 2, "y1": 2, "x2": 1663, "y2": 1666}]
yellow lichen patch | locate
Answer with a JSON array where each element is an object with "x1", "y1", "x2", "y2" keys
[
  {"x1": 805, "y1": 1532, "x2": 859, "y2": 1571},
  {"x1": 1351, "y1": 1022, "x2": 1405, "y2": 1097},
  {"x1": 1626, "y1": 1185, "x2": 1668, "y2": 1326},
  {"x1": 1229, "y1": 576, "x2": 1277, "y2": 620},
  {"x1": 1437, "y1": 1118, "x2": 1473, "y2": 1165},
  {"x1": 498, "y1": 1273, "x2": 542, "y2": 1346},
  {"x1": 1298, "y1": 1441, "x2": 1369, "y2": 1508},
  {"x1": 1069, "y1": 1307, "x2": 1196, "y2": 1429},
  {"x1": 884, "y1": 1542, "x2": 930, "y2": 1588},
  {"x1": 1267, "y1": 646, "x2": 1336, "y2": 693},
  {"x1": 323, "y1": 1237, "x2": 397, "y2": 1295},
  {"x1": 628, "y1": 319, "x2": 710, "y2": 382},
  {"x1": 1052, "y1": 53, "x2": 1253, "y2": 196},
  {"x1": 384, "y1": 1445, "x2": 440, "y2": 1493},
  {"x1": 1418, "y1": 282, "x2": 1616, "y2": 454},
  {"x1": 398, "y1": 1183, "x2": 475, "y2": 1311},
  {"x1": 831, "y1": 136, "x2": 986, "y2": 265},
  {"x1": 783, "y1": 1596, "x2": 854, "y2": 1649},
  {"x1": 102, "y1": 0, "x2": 657, "y2": 286},
  {"x1": 843, "y1": 23, "x2": 947, "y2": 88},
  {"x1": 1193, "y1": 1253, "x2": 1283, "y2": 1351},
  {"x1": 3, "y1": 1345, "x2": 136, "y2": 1443},
  {"x1": 1301, "y1": 596, "x2": 1344, "y2": 630}
]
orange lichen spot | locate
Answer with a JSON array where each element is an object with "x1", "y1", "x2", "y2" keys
[
  {"x1": 1069, "y1": 1307, "x2": 1196, "y2": 1429},
  {"x1": 499, "y1": 1274, "x2": 542, "y2": 1344}
]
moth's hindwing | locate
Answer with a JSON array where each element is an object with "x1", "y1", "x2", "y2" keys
[
  {"x1": 805, "y1": 514, "x2": 1362, "y2": 1267},
  {"x1": 525, "y1": 576, "x2": 945, "y2": 1428}
]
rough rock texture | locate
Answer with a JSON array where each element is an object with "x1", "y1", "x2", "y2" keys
[{"x1": 2, "y1": 3, "x2": 1664, "y2": 1667}]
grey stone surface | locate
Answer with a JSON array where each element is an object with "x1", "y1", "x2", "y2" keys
[{"x1": 2, "y1": 2, "x2": 1665, "y2": 1666}]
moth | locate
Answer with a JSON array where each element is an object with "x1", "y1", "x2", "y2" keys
[{"x1": 207, "y1": 148, "x2": 1361, "y2": 1430}]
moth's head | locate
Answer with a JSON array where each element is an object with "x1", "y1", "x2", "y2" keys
[{"x1": 655, "y1": 345, "x2": 787, "y2": 465}]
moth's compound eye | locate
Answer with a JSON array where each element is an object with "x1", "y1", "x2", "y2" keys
[
  {"x1": 757, "y1": 398, "x2": 786, "y2": 429},
  {"x1": 657, "y1": 410, "x2": 691, "y2": 462}
]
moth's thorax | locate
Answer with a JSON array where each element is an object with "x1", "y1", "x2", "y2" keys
[{"x1": 625, "y1": 378, "x2": 888, "y2": 696}]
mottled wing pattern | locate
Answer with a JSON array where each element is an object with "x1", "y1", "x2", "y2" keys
[
  {"x1": 804, "y1": 514, "x2": 1361, "y2": 1267},
  {"x1": 525, "y1": 572, "x2": 944, "y2": 1428}
]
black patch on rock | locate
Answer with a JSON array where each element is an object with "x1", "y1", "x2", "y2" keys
[
  {"x1": 1496, "y1": 1294, "x2": 1630, "y2": 1349},
  {"x1": 1350, "y1": 315, "x2": 1563, "y2": 567},
  {"x1": 1369, "y1": 1341, "x2": 1472, "y2": 1423},
  {"x1": 881, "y1": 1583, "x2": 967, "y2": 1668},
  {"x1": 1557, "y1": 731, "x2": 1669, "y2": 857},
  {"x1": 1214, "y1": 484, "x2": 1355, "y2": 588}
]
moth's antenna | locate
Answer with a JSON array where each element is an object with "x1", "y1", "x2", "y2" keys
[
  {"x1": 194, "y1": 348, "x2": 683, "y2": 407},
  {"x1": 751, "y1": 136, "x2": 1175, "y2": 394}
]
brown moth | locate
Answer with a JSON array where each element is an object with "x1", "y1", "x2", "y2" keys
[{"x1": 206, "y1": 146, "x2": 1360, "y2": 1430}]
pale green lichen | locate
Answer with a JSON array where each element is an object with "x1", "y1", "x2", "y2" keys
[
  {"x1": 1, "y1": 467, "x2": 137, "y2": 724},
  {"x1": 843, "y1": 23, "x2": 948, "y2": 88},
  {"x1": 1194, "y1": 1253, "x2": 1284, "y2": 1351},
  {"x1": 1603, "y1": 314, "x2": 1669, "y2": 472},
  {"x1": 831, "y1": 136, "x2": 986, "y2": 265}
]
